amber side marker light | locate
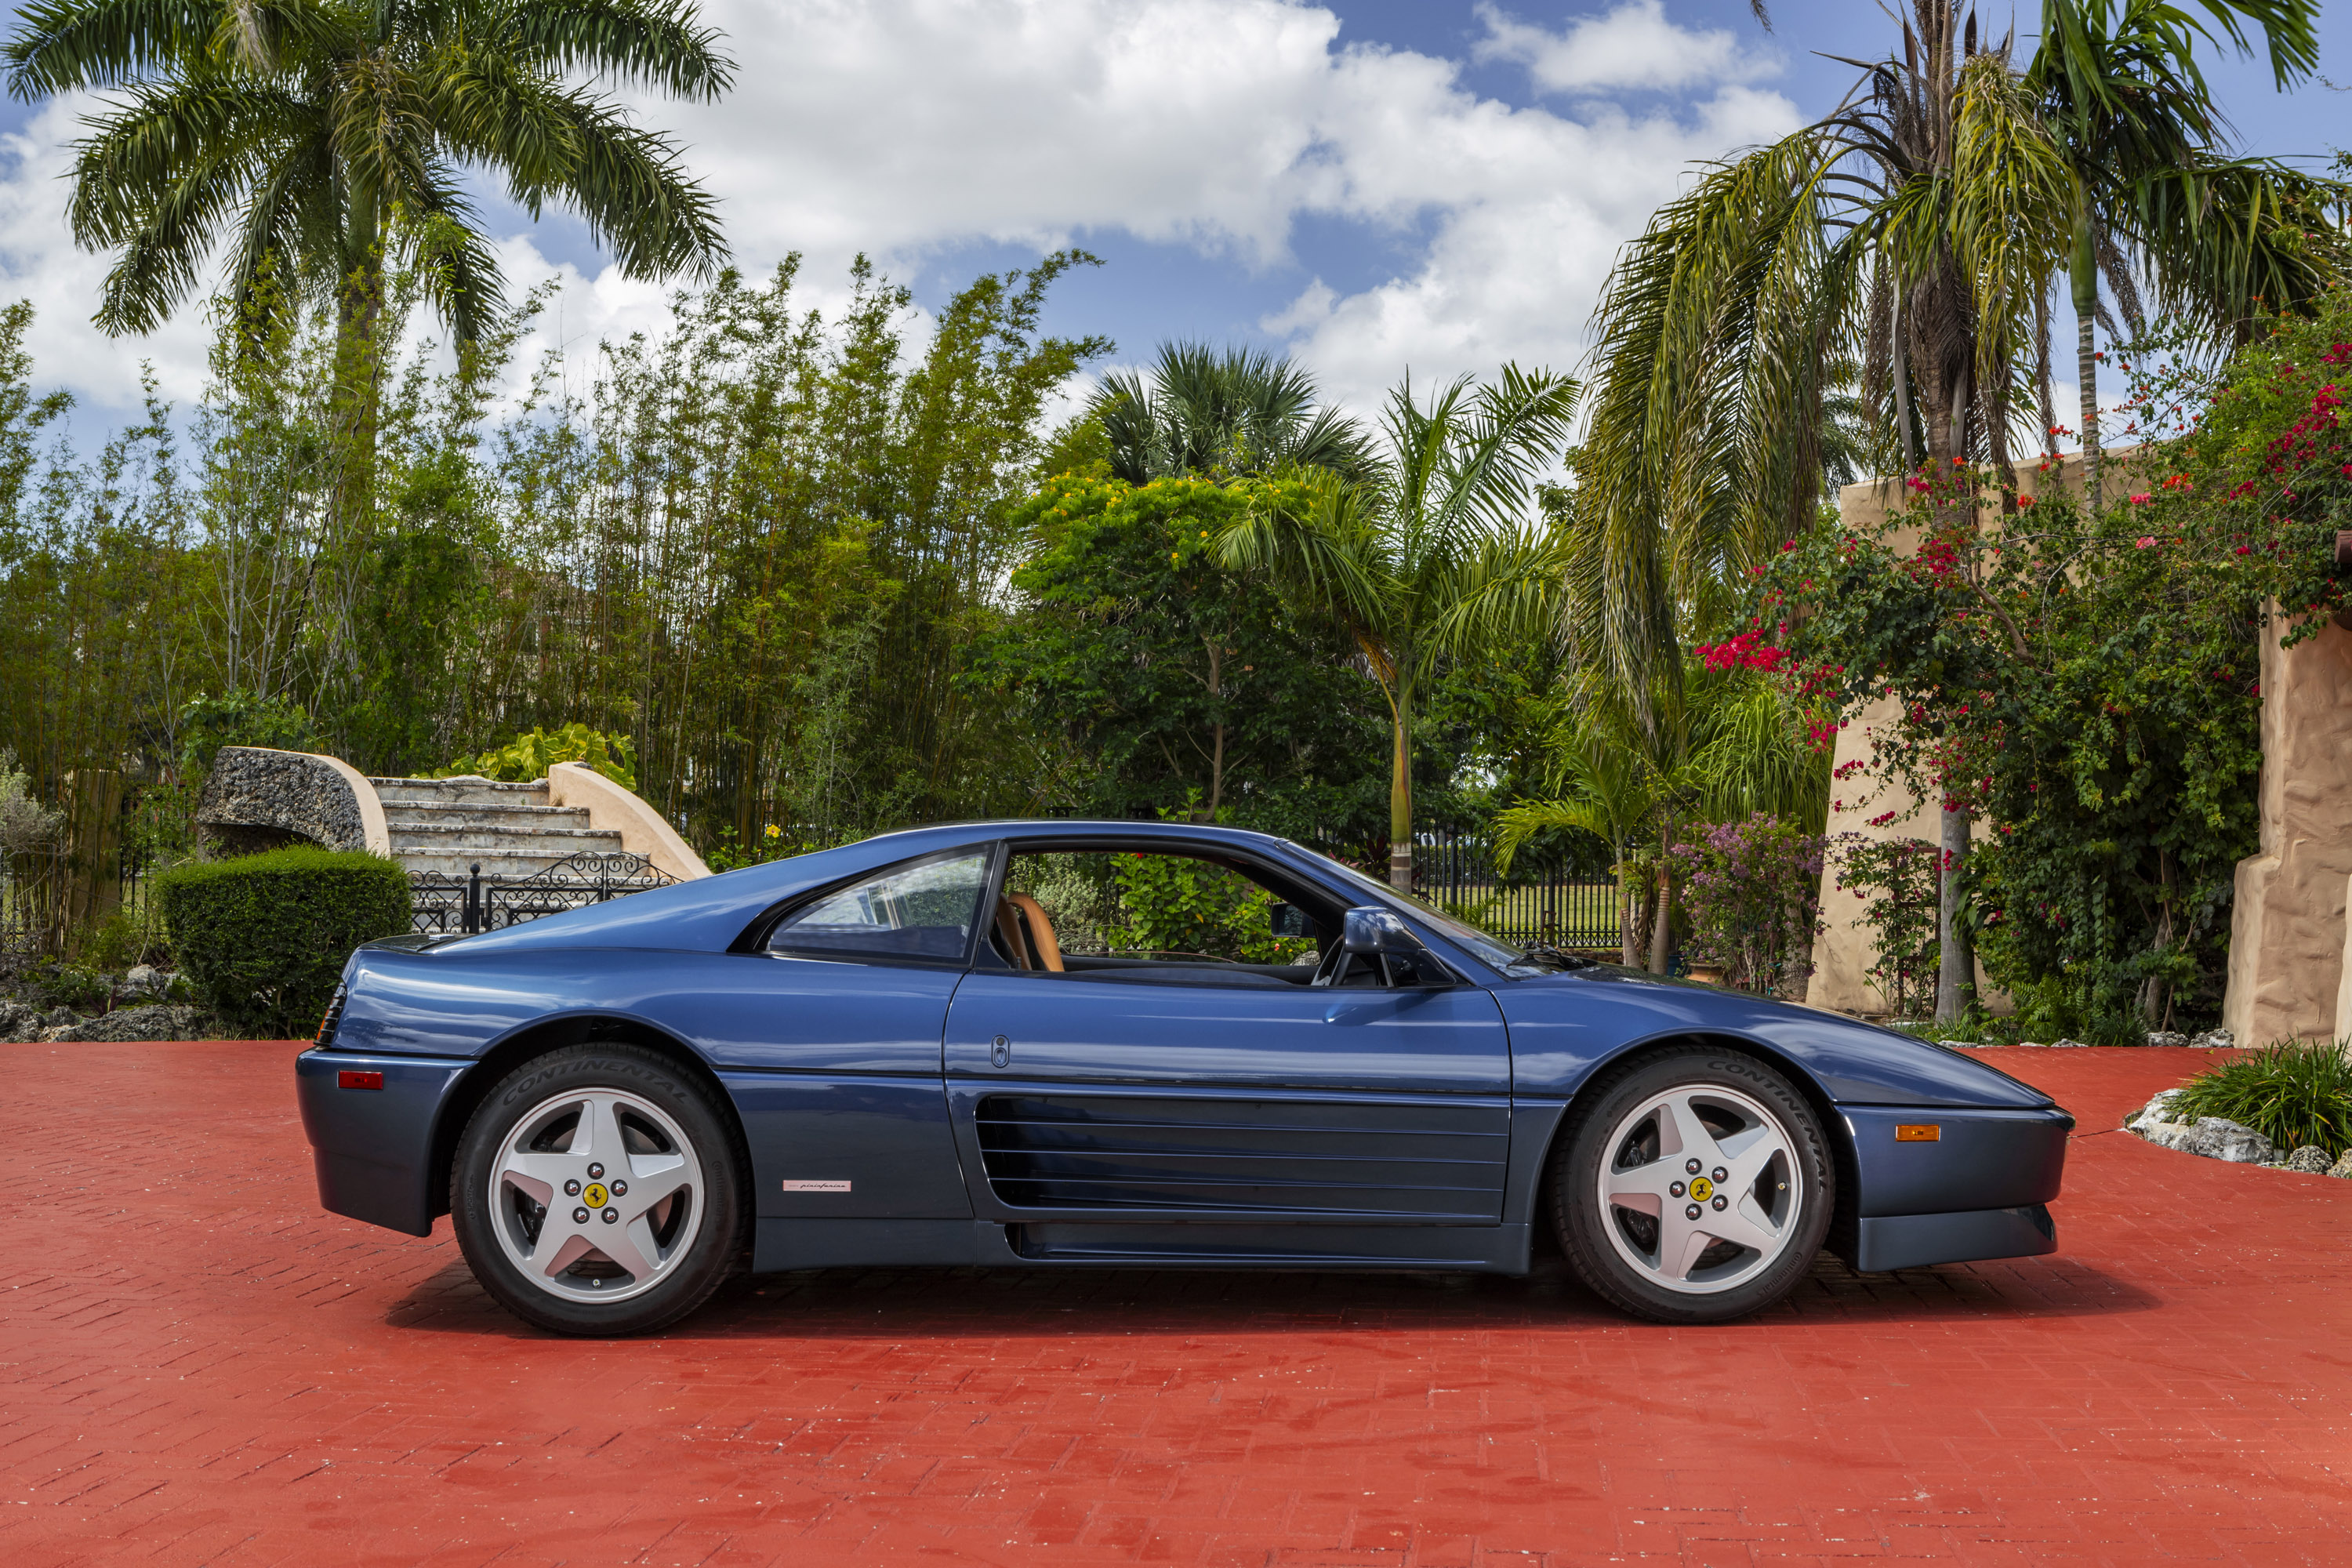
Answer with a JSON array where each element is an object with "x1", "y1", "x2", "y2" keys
[
  {"x1": 1895, "y1": 1123, "x2": 1941, "y2": 1142},
  {"x1": 338, "y1": 1070, "x2": 384, "y2": 1091}
]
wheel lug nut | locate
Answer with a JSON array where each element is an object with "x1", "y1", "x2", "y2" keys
[
  {"x1": 1711, "y1": 1195, "x2": 1728, "y2": 1210},
  {"x1": 564, "y1": 1179, "x2": 581, "y2": 1196},
  {"x1": 1685, "y1": 1159, "x2": 1701, "y2": 1175},
  {"x1": 1711, "y1": 1167, "x2": 1727, "y2": 1182},
  {"x1": 572, "y1": 1207, "x2": 590, "y2": 1224},
  {"x1": 611, "y1": 1180, "x2": 627, "y2": 1197},
  {"x1": 601, "y1": 1208, "x2": 619, "y2": 1224},
  {"x1": 1670, "y1": 1181, "x2": 1685, "y2": 1198},
  {"x1": 587, "y1": 1163, "x2": 605, "y2": 1179},
  {"x1": 1684, "y1": 1203, "x2": 1702, "y2": 1221}
]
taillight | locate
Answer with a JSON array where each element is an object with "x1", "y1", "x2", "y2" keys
[{"x1": 315, "y1": 984, "x2": 348, "y2": 1048}]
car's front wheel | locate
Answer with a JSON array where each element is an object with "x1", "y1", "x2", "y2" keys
[
  {"x1": 1551, "y1": 1044, "x2": 1833, "y2": 1323},
  {"x1": 452, "y1": 1045, "x2": 744, "y2": 1336}
]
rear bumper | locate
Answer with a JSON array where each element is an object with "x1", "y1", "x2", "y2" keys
[
  {"x1": 296, "y1": 1047, "x2": 474, "y2": 1236},
  {"x1": 1853, "y1": 1203, "x2": 2056, "y2": 1272}
]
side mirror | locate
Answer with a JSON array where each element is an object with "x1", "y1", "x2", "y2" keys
[{"x1": 1342, "y1": 906, "x2": 1425, "y2": 956}]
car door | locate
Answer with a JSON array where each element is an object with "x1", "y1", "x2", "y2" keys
[
  {"x1": 695, "y1": 844, "x2": 996, "y2": 1225},
  {"x1": 943, "y1": 958, "x2": 1512, "y2": 1228}
]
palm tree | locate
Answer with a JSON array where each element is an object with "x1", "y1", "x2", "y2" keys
[
  {"x1": 1093, "y1": 342, "x2": 1373, "y2": 485},
  {"x1": 1575, "y1": 0, "x2": 2346, "y2": 1018},
  {"x1": 3, "y1": 0, "x2": 731, "y2": 365},
  {"x1": 1494, "y1": 662, "x2": 1827, "y2": 972},
  {"x1": 2027, "y1": 0, "x2": 2332, "y2": 514},
  {"x1": 1218, "y1": 366, "x2": 1577, "y2": 889}
]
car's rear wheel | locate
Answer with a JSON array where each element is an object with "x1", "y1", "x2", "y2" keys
[
  {"x1": 452, "y1": 1045, "x2": 744, "y2": 1336},
  {"x1": 1551, "y1": 1044, "x2": 1833, "y2": 1323}
]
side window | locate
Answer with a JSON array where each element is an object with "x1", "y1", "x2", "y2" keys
[{"x1": 768, "y1": 850, "x2": 992, "y2": 964}]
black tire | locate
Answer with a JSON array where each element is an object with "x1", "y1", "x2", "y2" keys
[
  {"x1": 451, "y1": 1045, "x2": 745, "y2": 1336},
  {"x1": 1549, "y1": 1044, "x2": 1834, "y2": 1324}
]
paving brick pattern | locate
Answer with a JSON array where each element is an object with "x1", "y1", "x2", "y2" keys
[{"x1": 2, "y1": 1043, "x2": 2346, "y2": 1565}]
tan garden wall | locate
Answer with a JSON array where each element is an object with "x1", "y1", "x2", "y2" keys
[{"x1": 2225, "y1": 608, "x2": 2352, "y2": 1045}]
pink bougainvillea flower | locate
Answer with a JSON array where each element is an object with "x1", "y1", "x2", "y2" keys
[{"x1": 2135, "y1": 536, "x2": 2156, "y2": 548}]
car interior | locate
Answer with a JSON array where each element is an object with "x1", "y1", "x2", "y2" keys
[{"x1": 981, "y1": 845, "x2": 1454, "y2": 989}]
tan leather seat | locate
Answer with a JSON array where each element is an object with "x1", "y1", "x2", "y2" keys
[{"x1": 993, "y1": 893, "x2": 1065, "y2": 972}]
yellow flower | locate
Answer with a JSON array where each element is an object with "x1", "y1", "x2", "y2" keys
[{"x1": 764, "y1": 823, "x2": 780, "y2": 838}]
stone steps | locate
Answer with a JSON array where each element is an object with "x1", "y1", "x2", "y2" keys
[
  {"x1": 372, "y1": 776, "x2": 553, "y2": 808},
  {"x1": 379, "y1": 804, "x2": 596, "y2": 834},
  {"x1": 368, "y1": 775, "x2": 628, "y2": 882}
]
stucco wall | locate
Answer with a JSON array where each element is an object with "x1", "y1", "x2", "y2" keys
[{"x1": 2224, "y1": 614, "x2": 2352, "y2": 1044}]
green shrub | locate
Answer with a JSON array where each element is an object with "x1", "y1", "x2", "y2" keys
[
  {"x1": 441, "y1": 723, "x2": 637, "y2": 790},
  {"x1": 155, "y1": 847, "x2": 411, "y2": 1038},
  {"x1": 1107, "y1": 851, "x2": 1316, "y2": 964},
  {"x1": 2169, "y1": 1042, "x2": 2352, "y2": 1159}
]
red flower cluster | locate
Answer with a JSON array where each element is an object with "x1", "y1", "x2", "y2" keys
[
  {"x1": 1913, "y1": 535, "x2": 1962, "y2": 578},
  {"x1": 1693, "y1": 629, "x2": 1788, "y2": 673}
]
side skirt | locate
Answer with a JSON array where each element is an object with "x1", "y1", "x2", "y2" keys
[{"x1": 752, "y1": 1217, "x2": 1533, "y2": 1274}]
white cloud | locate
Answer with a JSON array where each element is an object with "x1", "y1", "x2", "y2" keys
[
  {"x1": 0, "y1": 0, "x2": 1801, "y2": 427},
  {"x1": 0, "y1": 96, "x2": 213, "y2": 412},
  {"x1": 1472, "y1": 0, "x2": 1780, "y2": 96}
]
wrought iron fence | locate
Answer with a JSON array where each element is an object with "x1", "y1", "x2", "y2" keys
[
  {"x1": 1412, "y1": 829, "x2": 1621, "y2": 950},
  {"x1": 411, "y1": 851, "x2": 679, "y2": 935},
  {"x1": 0, "y1": 855, "x2": 56, "y2": 975}
]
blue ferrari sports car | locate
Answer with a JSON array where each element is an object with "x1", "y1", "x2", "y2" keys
[{"x1": 297, "y1": 820, "x2": 2071, "y2": 1334}]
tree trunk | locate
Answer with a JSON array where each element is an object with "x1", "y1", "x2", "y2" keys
[
  {"x1": 1617, "y1": 838, "x2": 1639, "y2": 967},
  {"x1": 1202, "y1": 638, "x2": 1224, "y2": 822},
  {"x1": 2139, "y1": 850, "x2": 2176, "y2": 1027},
  {"x1": 1648, "y1": 861, "x2": 1673, "y2": 975},
  {"x1": 1935, "y1": 800, "x2": 1976, "y2": 1022},
  {"x1": 2072, "y1": 214, "x2": 2102, "y2": 517},
  {"x1": 1386, "y1": 684, "x2": 1413, "y2": 891}
]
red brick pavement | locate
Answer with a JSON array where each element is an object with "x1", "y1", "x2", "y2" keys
[{"x1": 2, "y1": 1042, "x2": 2346, "y2": 1566}]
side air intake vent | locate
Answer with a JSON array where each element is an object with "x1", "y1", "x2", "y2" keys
[{"x1": 975, "y1": 1093, "x2": 1507, "y2": 1221}]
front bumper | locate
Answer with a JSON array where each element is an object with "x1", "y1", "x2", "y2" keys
[
  {"x1": 296, "y1": 1047, "x2": 474, "y2": 1236},
  {"x1": 1838, "y1": 1103, "x2": 2072, "y2": 1271},
  {"x1": 1853, "y1": 1203, "x2": 2057, "y2": 1272}
]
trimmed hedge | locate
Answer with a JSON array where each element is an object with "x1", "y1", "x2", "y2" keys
[{"x1": 156, "y1": 847, "x2": 412, "y2": 1039}]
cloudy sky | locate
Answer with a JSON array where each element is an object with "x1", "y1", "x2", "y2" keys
[{"x1": 2, "y1": 0, "x2": 2346, "y2": 434}]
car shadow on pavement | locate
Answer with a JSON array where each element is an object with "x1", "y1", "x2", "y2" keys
[{"x1": 383, "y1": 1250, "x2": 2160, "y2": 1339}]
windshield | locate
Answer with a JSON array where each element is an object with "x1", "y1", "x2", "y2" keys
[{"x1": 1308, "y1": 851, "x2": 1548, "y2": 974}]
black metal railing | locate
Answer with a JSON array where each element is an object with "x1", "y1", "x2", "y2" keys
[
  {"x1": 410, "y1": 850, "x2": 678, "y2": 935},
  {"x1": 1412, "y1": 829, "x2": 1621, "y2": 950}
]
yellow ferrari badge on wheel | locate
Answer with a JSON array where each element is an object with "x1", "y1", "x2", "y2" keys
[
  {"x1": 1687, "y1": 1176, "x2": 1715, "y2": 1202},
  {"x1": 582, "y1": 1181, "x2": 609, "y2": 1208}
]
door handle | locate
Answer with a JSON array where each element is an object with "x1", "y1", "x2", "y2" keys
[{"x1": 991, "y1": 1035, "x2": 1011, "y2": 1069}]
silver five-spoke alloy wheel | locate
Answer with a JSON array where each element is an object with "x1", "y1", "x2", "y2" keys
[
  {"x1": 490, "y1": 1088, "x2": 706, "y2": 1305},
  {"x1": 1596, "y1": 1084, "x2": 1802, "y2": 1294}
]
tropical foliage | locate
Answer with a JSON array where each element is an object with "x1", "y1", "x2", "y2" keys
[
  {"x1": 0, "y1": 252, "x2": 1115, "y2": 858},
  {"x1": 1766, "y1": 288, "x2": 2352, "y2": 1040},
  {"x1": 1, "y1": 0, "x2": 731, "y2": 354},
  {"x1": 1089, "y1": 343, "x2": 1371, "y2": 485},
  {"x1": 1669, "y1": 814, "x2": 1828, "y2": 998},
  {"x1": 1572, "y1": 0, "x2": 2347, "y2": 1015},
  {"x1": 2169, "y1": 1041, "x2": 2352, "y2": 1159},
  {"x1": 442, "y1": 723, "x2": 638, "y2": 790},
  {"x1": 1220, "y1": 367, "x2": 1578, "y2": 886}
]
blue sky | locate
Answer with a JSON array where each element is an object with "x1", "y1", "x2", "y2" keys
[{"x1": 2, "y1": 1, "x2": 2347, "y2": 432}]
